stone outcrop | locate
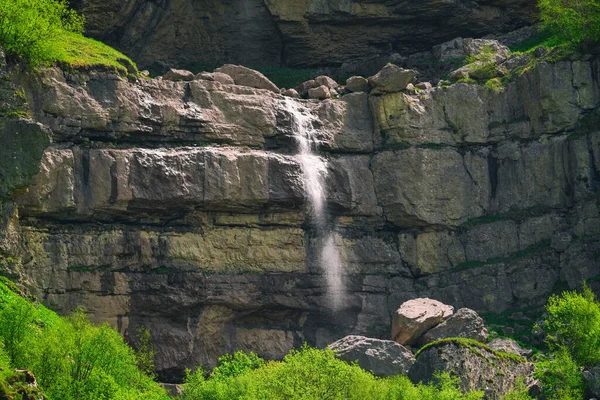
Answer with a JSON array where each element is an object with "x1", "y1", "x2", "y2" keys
[
  {"x1": 214, "y1": 64, "x2": 279, "y2": 93},
  {"x1": 329, "y1": 335, "x2": 415, "y2": 377},
  {"x1": 368, "y1": 65, "x2": 416, "y2": 94},
  {"x1": 2, "y1": 55, "x2": 600, "y2": 381},
  {"x1": 584, "y1": 366, "x2": 600, "y2": 398},
  {"x1": 488, "y1": 338, "x2": 533, "y2": 358},
  {"x1": 409, "y1": 341, "x2": 535, "y2": 399},
  {"x1": 420, "y1": 308, "x2": 488, "y2": 345},
  {"x1": 392, "y1": 298, "x2": 454, "y2": 345},
  {"x1": 71, "y1": 0, "x2": 536, "y2": 70}
]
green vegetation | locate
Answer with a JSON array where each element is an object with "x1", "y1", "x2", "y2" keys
[
  {"x1": 181, "y1": 346, "x2": 484, "y2": 400},
  {"x1": 535, "y1": 349, "x2": 585, "y2": 400},
  {"x1": 544, "y1": 284, "x2": 600, "y2": 367},
  {"x1": 0, "y1": 280, "x2": 168, "y2": 399},
  {"x1": 415, "y1": 338, "x2": 526, "y2": 363},
  {"x1": 539, "y1": 0, "x2": 600, "y2": 45},
  {"x1": 464, "y1": 45, "x2": 499, "y2": 83},
  {"x1": 0, "y1": 0, "x2": 136, "y2": 75},
  {"x1": 501, "y1": 379, "x2": 535, "y2": 400}
]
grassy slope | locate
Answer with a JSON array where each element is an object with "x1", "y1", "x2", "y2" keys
[{"x1": 46, "y1": 31, "x2": 138, "y2": 76}]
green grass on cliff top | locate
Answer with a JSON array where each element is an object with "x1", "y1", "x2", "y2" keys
[
  {"x1": 0, "y1": 0, "x2": 137, "y2": 76},
  {"x1": 47, "y1": 32, "x2": 138, "y2": 76}
]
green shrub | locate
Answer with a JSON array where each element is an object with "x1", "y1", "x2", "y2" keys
[
  {"x1": 0, "y1": 0, "x2": 83, "y2": 64},
  {"x1": 534, "y1": 348, "x2": 586, "y2": 400},
  {"x1": 0, "y1": 281, "x2": 168, "y2": 399},
  {"x1": 501, "y1": 378, "x2": 534, "y2": 400},
  {"x1": 181, "y1": 345, "x2": 483, "y2": 400},
  {"x1": 133, "y1": 326, "x2": 157, "y2": 380},
  {"x1": 538, "y1": 0, "x2": 600, "y2": 44},
  {"x1": 543, "y1": 284, "x2": 600, "y2": 367}
]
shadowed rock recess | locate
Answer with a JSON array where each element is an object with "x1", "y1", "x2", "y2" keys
[
  {"x1": 1, "y1": 55, "x2": 600, "y2": 381},
  {"x1": 71, "y1": 0, "x2": 536, "y2": 70}
]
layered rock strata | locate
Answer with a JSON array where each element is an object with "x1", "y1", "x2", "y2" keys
[{"x1": 1, "y1": 57, "x2": 599, "y2": 380}]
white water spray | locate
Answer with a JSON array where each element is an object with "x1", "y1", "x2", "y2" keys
[{"x1": 283, "y1": 98, "x2": 345, "y2": 309}]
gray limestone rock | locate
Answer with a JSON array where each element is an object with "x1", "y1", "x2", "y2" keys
[
  {"x1": 315, "y1": 75, "x2": 339, "y2": 89},
  {"x1": 345, "y1": 76, "x2": 370, "y2": 92},
  {"x1": 368, "y1": 64, "x2": 417, "y2": 94},
  {"x1": 162, "y1": 68, "x2": 195, "y2": 81},
  {"x1": 214, "y1": 64, "x2": 279, "y2": 93},
  {"x1": 420, "y1": 308, "x2": 488, "y2": 345},
  {"x1": 488, "y1": 338, "x2": 533, "y2": 358},
  {"x1": 409, "y1": 341, "x2": 536, "y2": 400},
  {"x1": 329, "y1": 335, "x2": 415, "y2": 376},
  {"x1": 308, "y1": 85, "x2": 331, "y2": 100}
]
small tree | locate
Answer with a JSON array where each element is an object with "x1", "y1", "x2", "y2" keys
[
  {"x1": 133, "y1": 326, "x2": 157, "y2": 380},
  {"x1": 538, "y1": 0, "x2": 600, "y2": 44}
]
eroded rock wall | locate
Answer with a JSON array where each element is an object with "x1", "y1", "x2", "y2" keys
[
  {"x1": 71, "y1": 0, "x2": 536, "y2": 70},
  {"x1": 2, "y1": 59, "x2": 600, "y2": 380}
]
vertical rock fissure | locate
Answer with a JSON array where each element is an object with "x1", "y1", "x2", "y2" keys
[{"x1": 283, "y1": 98, "x2": 345, "y2": 310}]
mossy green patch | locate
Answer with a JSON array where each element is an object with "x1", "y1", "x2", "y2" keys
[{"x1": 416, "y1": 337, "x2": 526, "y2": 363}]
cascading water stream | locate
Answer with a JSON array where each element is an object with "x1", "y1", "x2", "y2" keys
[{"x1": 283, "y1": 98, "x2": 345, "y2": 310}]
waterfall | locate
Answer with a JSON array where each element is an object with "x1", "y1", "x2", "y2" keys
[{"x1": 284, "y1": 98, "x2": 345, "y2": 310}]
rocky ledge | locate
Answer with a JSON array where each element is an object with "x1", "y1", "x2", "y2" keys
[{"x1": 0, "y1": 46, "x2": 599, "y2": 380}]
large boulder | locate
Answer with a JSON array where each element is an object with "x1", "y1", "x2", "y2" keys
[
  {"x1": 420, "y1": 308, "x2": 488, "y2": 345},
  {"x1": 308, "y1": 85, "x2": 331, "y2": 100},
  {"x1": 329, "y1": 335, "x2": 415, "y2": 377},
  {"x1": 487, "y1": 338, "x2": 533, "y2": 359},
  {"x1": 296, "y1": 79, "x2": 320, "y2": 97},
  {"x1": 392, "y1": 298, "x2": 454, "y2": 345},
  {"x1": 162, "y1": 68, "x2": 195, "y2": 81},
  {"x1": 315, "y1": 75, "x2": 338, "y2": 89},
  {"x1": 214, "y1": 64, "x2": 279, "y2": 93},
  {"x1": 409, "y1": 340, "x2": 536, "y2": 400},
  {"x1": 195, "y1": 71, "x2": 235, "y2": 85},
  {"x1": 345, "y1": 76, "x2": 370, "y2": 92},
  {"x1": 368, "y1": 64, "x2": 417, "y2": 94}
]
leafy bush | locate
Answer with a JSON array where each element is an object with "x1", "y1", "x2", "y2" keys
[
  {"x1": 0, "y1": 0, "x2": 83, "y2": 64},
  {"x1": 181, "y1": 345, "x2": 483, "y2": 400},
  {"x1": 538, "y1": 0, "x2": 600, "y2": 44},
  {"x1": 534, "y1": 348, "x2": 586, "y2": 400},
  {"x1": 501, "y1": 378, "x2": 535, "y2": 400},
  {"x1": 0, "y1": 281, "x2": 168, "y2": 399},
  {"x1": 543, "y1": 284, "x2": 600, "y2": 367}
]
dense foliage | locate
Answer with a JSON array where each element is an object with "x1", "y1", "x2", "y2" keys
[
  {"x1": 544, "y1": 285, "x2": 600, "y2": 367},
  {"x1": 0, "y1": 279, "x2": 168, "y2": 400},
  {"x1": 181, "y1": 346, "x2": 484, "y2": 400},
  {"x1": 0, "y1": 0, "x2": 136, "y2": 74},
  {"x1": 531, "y1": 285, "x2": 600, "y2": 399},
  {"x1": 0, "y1": 0, "x2": 83, "y2": 64},
  {"x1": 538, "y1": 0, "x2": 600, "y2": 44}
]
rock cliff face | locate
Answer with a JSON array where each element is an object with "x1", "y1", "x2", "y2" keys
[
  {"x1": 1, "y1": 56, "x2": 599, "y2": 380},
  {"x1": 71, "y1": 0, "x2": 536, "y2": 70}
]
